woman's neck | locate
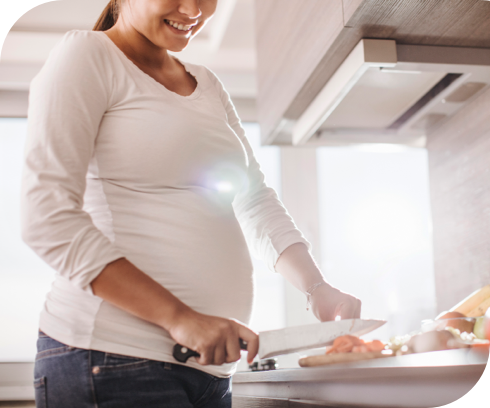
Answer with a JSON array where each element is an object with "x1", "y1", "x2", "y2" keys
[
  {"x1": 105, "y1": 18, "x2": 174, "y2": 71},
  {"x1": 102, "y1": 17, "x2": 198, "y2": 97}
]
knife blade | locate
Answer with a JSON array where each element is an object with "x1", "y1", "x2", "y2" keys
[
  {"x1": 258, "y1": 318, "x2": 386, "y2": 359},
  {"x1": 173, "y1": 318, "x2": 386, "y2": 363}
]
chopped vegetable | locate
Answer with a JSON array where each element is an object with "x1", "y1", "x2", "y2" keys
[
  {"x1": 326, "y1": 335, "x2": 385, "y2": 354},
  {"x1": 386, "y1": 334, "x2": 412, "y2": 352},
  {"x1": 473, "y1": 316, "x2": 487, "y2": 340}
]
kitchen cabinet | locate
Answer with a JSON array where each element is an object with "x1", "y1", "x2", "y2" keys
[
  {"x1": 232, "y1": 348, "x2": 488, "y2": 407},
  {"x1": 255, "y1": 0, "x2": 490, "y2": 145},
  {"x1": 255, "y1": 0, "x2": 346, "y2": 144}
]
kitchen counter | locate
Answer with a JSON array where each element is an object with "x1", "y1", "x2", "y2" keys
[{"x1": 232, "y1": 348, "x2": 488, "y2": 408}]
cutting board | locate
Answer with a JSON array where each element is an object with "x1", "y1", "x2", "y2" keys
[{"x1": 299, "y1": 350, "x2": 395, "y2": 367}]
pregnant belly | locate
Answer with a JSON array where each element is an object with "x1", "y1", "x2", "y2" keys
[{"x1": 107, "y1": 190, "x2": 255, "y2": 323}]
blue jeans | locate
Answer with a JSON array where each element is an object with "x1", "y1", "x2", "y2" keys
[{"x1": 34, "y1": 330, "x2": 232, "y2": 408}]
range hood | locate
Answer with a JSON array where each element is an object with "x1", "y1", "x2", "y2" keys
[{"x1": 291, "y1": 39, "x2": 490, "y2": 146}]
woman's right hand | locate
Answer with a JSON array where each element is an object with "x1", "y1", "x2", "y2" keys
[
  {"x1": 168, "y1": 308, "x2": 259, "y2": 366},
  {"x1": 91, "y1": 259, "x2": 258, "y2": 367}
]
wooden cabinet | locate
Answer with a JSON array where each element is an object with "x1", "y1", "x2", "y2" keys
[
  {"x1": 255, "y1": 0, "x2": 490, "y2": 145},
  {"x1": 427, "y1": 83, "x2": 490, "y2": 312},
  {"x1": 255, "y1": 0, "x2": 347, "y2": 144}
]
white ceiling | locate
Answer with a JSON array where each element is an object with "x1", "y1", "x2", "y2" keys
[{"x1": 0, "y1": 0, "x2": 256, "y2": 99}]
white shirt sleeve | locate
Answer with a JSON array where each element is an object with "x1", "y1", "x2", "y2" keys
[
  {"x1": 20, "y1": 31, "x2": 124, "y2": 294},
  {"x1": 205, "y1": 69, "x2": 312, "y2": 272}
]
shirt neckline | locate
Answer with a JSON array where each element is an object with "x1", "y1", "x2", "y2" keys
[{"x1": 97, "y1": 31, "x2": 202, "y2": 101}]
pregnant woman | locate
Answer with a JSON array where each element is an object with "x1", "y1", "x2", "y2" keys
[{"x1": 21, "y1": 0, "x2": 361, "y2": 407}]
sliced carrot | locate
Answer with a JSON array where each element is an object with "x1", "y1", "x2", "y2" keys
[
  {"x1": 352, "y1": 345, "x2": 370, "y2": 353},
  {"x1": 366, "y1": 340, "x2": 385, "y2": 352},
  {"x1": 326, "y1": 336, "x2": 386, "y2": 354},
  {"x1": 326, "y1": 335, "x2": 366, "y2": 354}
]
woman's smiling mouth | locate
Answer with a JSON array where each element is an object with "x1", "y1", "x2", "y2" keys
[{"x1": 164, "y1": 19, "x2": 195, "y2": 32}]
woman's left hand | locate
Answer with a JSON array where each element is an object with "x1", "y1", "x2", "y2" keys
[
  {"x1": 274, "y1": 243, "x2": 361, "y2": 322},
  {"x1": 310, "y1": 282, "x2": 362, "y2": 322}
]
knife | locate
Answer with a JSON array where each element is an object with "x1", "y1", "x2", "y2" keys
[{"x1": 173, "y1": 318, "x2": 386, "y2": 363}]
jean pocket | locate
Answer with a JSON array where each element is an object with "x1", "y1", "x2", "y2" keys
[
  {"x1": 95, "y1": 353, "x2": 151, "y2": 374},
  {"x1": 34, "y1": 376, "x2": 47, "y2": 408},
  {"x1": 35, "y1": 345, "x2": 76, "y2": 362}
]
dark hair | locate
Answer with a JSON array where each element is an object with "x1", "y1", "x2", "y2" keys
[{"x1": 93, "y1": 0, "x2": 120, "y2": 31}]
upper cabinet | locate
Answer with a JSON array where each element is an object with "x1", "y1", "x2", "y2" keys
[{"x1": 255, "y1": 0, "x2": 490, "y2": 146}]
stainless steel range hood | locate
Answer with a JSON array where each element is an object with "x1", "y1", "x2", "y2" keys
[{"x1": 291, "y1": 39, "x2": 490, "y2": 146}]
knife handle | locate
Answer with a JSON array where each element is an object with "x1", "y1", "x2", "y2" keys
[{"x1": 173, "y1": 339, "x2": 248, "y2": 363}]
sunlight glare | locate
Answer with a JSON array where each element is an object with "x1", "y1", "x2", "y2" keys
[
  {"x1": 215, "y1": 181, "x2": 234, "y2": 193},
  {"x1": 345, "y1": 193, "x2": 426, "y2": 260}
]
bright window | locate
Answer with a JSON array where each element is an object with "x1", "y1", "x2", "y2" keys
[
  {"x1": 317, "y1": 145, "x2": 437, "y2": 339},
  {"x1": 0, "y1": 118, "x2": 55, "y2": 362}
]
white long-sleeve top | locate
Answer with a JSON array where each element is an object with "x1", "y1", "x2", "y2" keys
[{"x1": 20, "y1": 30, "x2": 310, "y2": 378}]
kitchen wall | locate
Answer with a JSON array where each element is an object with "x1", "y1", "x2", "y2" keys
[{"x1": 427, "y1": 86, "x2": 490, "y2": 313}]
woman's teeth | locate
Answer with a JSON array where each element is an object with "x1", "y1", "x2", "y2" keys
[{"x1": 165, "y1": 20, "x2": 192, "y2": 32}]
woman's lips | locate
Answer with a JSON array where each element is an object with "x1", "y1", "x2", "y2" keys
[{"x1": 164, "y1": 19, "x2": 193, "y2": 36}]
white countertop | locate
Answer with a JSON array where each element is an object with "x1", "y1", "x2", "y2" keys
[{"x1": 232, "y1": 348, "x2": 489, "y2": 407}]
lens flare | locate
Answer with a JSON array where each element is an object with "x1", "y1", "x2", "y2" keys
[{"x1": 215, "y1": 181, "x2": 234, "y2": 193}]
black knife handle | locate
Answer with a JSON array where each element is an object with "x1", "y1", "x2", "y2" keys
[
  {"x1": 173, "y1": 344, "x2": 199, "y2": 363},
  {"x1": 173, "y1": 339, "x2": 248, "y2": 363}
]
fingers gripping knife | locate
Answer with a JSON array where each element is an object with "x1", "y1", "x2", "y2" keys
[
  {"x1": 172, "y1": 319, "x2": 386, "y2": 363},
  {"x1": 173, "y1": 339, "x2": 249, "y2": 363}
]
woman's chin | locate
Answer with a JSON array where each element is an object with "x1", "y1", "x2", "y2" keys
[
  {"x1": 167, "y1": 43, "x2": 190, "y2": 53},
  {"x1": 154, "y1": 37, "x2": 191, "y2": 53}
]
